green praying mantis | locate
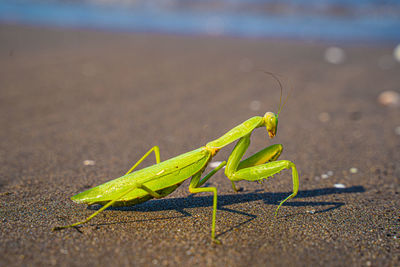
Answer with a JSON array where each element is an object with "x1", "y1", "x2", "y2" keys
[{"x1": 53, "y1": 84, "x2": 299, "y2": 244}]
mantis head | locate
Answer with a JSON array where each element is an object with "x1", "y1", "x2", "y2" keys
[{"x1": 264, "y1": 112, "x2": 278, "y2": 139}]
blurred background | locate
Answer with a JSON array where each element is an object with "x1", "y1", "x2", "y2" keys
[{"x1": 1, "y1": 0, "x2": 400, "y2": 43}]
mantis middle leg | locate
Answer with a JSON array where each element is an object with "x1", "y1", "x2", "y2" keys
[
  {"x1": 225, "y1": 134, "x2": 299, "y2": 216},
  {"x1": 189, "y1": 161, "x2": 227, "y2": 244}
]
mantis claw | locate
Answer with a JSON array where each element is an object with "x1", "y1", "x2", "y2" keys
[{"x1": 212, "y1": 238, "x2": 222, "y2": 245}]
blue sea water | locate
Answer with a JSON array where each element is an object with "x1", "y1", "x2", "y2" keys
[{"x1": 0, "y1": 0, "x2": 399, "y2": 43}]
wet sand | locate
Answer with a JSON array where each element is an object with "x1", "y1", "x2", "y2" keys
[{"x1": 0, "y1": 24, "x2": 399, "y2": 266}]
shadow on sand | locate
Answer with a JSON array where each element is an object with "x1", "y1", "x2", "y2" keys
[{"x1": 85, "y1": 186, "x2": 365, "y2": 236}]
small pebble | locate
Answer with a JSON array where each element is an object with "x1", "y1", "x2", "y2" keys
[
  {"x1": 83, "y1": 160, "x2": 95, "y2": 166},
  {"x1": 350, "y1": 167, "x2": 358, "y2": 174},
  {"x1": 314, "y1": 176, "x2": 320, "y2": 180},
  {"x1": 334, "y1": 183, "x2": 346, "y2": 189},
  {"x1": 394, "y1": 44, "x2": 400, "y2": 63},
  {"x1": 395, "y1": 126, "x2": 400, "y2": 136},
  {"x1": 324, "y1": 46, "x2": 346, "y2": 64},
  {"x1": 249, "y1": 100, "x2": 261, "y2": 111},
  {"x1": 366, "y1": 261, "x2": 372, "y2": 267},
  {"x1": 378, "y1": 90, "x2": 400, "y2": 107},
  {"x1": 318, "y1": 112, "x2": 331, "y2": 122},
  {"x1": 327, "y1": 171, "x2": 333, "y2": 176},
  {"x1": 209, "y1": 161, "x2": 224, "y2": 168},
  {"x1": 321, "y1": 174, "x2": 329, "y2": 179}
]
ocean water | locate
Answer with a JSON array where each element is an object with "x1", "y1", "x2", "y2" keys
[{"x1": 0, "y1": 0, "x2": 399, "y2": 43}]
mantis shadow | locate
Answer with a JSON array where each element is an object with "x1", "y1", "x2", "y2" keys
[{"x1": 88, "y1": 186, "x2": 365, "y2": 236}]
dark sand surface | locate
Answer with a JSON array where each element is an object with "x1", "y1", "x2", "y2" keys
[{"x1": 0, "y1": 24, "x2": 399, "y2": 266}]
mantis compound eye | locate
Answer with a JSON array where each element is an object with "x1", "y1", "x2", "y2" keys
[{"x1": 269, "y1": 116, "x2": 275, "y2": 124}]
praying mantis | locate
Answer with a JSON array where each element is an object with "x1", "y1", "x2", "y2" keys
[{"x1": 53, "y1": 86, "x2": 299, "y2": 244}]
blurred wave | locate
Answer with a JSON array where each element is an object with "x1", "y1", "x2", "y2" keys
[{"x1": 1, "y1": 0, "x2": 399, "y2": 42}]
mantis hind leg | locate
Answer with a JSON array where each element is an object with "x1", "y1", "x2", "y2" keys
[
  {"x1": 189, "y1": 161, "x2": 226, "y2": 244},
  {"x1": 125, "y1": 146, "x2": 160, "y2": 175},
  {"x1": 53, "y1": 183, "x2": 140, "y2": 230},
  {"x1": 52, "y1": 183, "x2": 163, "y2": 231},
  {"x1": 53, "y1": 146, "x2": 161, "y2": 231}
]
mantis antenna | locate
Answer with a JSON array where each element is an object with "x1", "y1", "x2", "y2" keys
[{"x1": 257, "y1": 70, "x2": 291, "y2": 116}]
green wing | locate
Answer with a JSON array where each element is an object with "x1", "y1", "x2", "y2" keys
[{"x1": 72, "y1": 148, "x2": 211, "y2": 205}]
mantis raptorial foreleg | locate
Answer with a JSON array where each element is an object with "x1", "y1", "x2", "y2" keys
[
  {"x1": 233, "y1": 160, "x2": 299, "y2": 216},
  {"x1": 189, "y1": 161, "x2": 226, "y2": 244},
  {"x1": 225, "y1": 135, "x2": 299, "y2": 216},
  {"x1": 237, "y1": 144, "x2": 283, "y2": 170},
  {"x1": 230, "y1": 143, "x2": 283, "y2": 192}
]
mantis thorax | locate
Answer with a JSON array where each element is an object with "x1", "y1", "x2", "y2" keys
[{"x1": 203, "y1": 146, "x2": 220, "y2": 157}]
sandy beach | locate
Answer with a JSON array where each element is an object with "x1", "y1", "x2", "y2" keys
[{"x1": 0, "y1": 24, "x2": 399, "y2": 266}]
